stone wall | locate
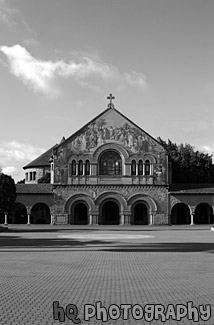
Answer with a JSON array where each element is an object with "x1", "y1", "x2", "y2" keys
[
  {"x1": 16, "y1": 193, "x2": 54, "y2": 213},
  {"x1": 53, "y1": 184, "x2": 168, "y2": 224},
  {"x1": 170, "y1": 194, "x2": 214, "y2": 212}
]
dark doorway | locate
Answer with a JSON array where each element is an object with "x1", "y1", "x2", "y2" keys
[
  {"x1": 101, "y1": 201, "x2": 119, "y2": 225},
  {"x1": 171, "y1": 203, "x2": 190, "y2": 225},
  {"x1": 14, "y1": 203, "x2": 28, "y2": 224},
  {"x1": 31, "y1": 203, "x2": 51, "y2": 224},
  {"x1": 132, "y1": 203, "x2": 148, "y2": 225},
  {"x1": 0, "y1": 211, "x2": 4, "y2": 224},
  {"x1": 194, "y1": 203, "x2": 213, "y2": 224},
  {"x1": 73, "y1": 203, "x2": 88, "y2": 225}
]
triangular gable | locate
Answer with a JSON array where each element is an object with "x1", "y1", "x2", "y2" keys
[
  {"x1": 55, "y1": 107, "x2": 165, "y2": 155},
  {"x1": 23, "y1": 145, "x2": 57, "y2": 169}
]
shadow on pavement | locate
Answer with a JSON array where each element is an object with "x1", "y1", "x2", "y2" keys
[
  {"x1": 97, "y1": 242, "x2": 214, "y2": 253},
  {"x1": 2, "y1": 225, "x2": 212, "y2": 233},
  {"x1": 0, "y1": 235, "x2": 213, "y2": 253},
  {"x1": 0, "y1": 235, "x2": 110, "y2": 248}
]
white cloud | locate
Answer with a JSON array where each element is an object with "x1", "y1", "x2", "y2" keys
[
  {"x1": 0, "y1": 45, "x2": 61, "y2": 97},
  {"x1": 2, "y1": 166, "x2": 17, "y2": 175},
  {"x1": 202, "y1": 145, "x2": 214, "y2": 158},
  {"x1": 123, "y1": 71, "x2": 147, "y2": 89},
  {"x1": 0, "y1": 141, "x2": 45, "y2": 181},
  {"x1": 0, "y1": 0, "x2": 18, "y2": 26},
  {"x1": 0, "y1": 140, "x2": 45, "y2": 163},
  {"x1": 23, "y1": 38, "x2": 40, "y2": 47},
  {"x1": 0, "y1": 44, "x2": 148, "y2": 97}
]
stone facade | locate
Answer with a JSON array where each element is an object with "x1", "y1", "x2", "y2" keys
[
  {"x1": 52, "y1": 185, "x2": 168, "y2": 225},
  {"x1": 48, "y1": 104, "x2": 169, "y2": 225},
  {"x1": 10, "y1": 100, "x2": 214, "y2": 226}
]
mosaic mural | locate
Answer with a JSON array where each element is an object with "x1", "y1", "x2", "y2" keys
[
  {"x1": 53, "y1": 109, "x2": 166, "y2": 183},
  {"x1": 63, "y1": 109, "x2": 163, "y2": 155}
]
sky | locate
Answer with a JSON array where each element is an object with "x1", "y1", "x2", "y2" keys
[{"x1": 0, "y1": 0, "x2": 214, "y2": 182}]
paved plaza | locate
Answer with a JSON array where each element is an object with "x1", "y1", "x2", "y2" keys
[{"x1": 0, "y1": 225, "x2": 214, "y2": 324}]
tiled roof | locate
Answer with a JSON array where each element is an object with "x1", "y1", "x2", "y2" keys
[
  {"x1": 169, "y1": 183, "x2": 214, "y2": 194},
  {"x1": 23, "y1": 145, "x2": 57, "y2": 169},
  {"x1": 16, "y1": 184, "x2": 53, "y2": 194}
]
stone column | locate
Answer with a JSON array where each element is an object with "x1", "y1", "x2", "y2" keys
[
  {"x1": 149, "y1": 212, "x2": 153, "y2": 225},
  {"x1": 190, "y1": 213, "x2": 195, "y2": 226},
  {"x1": 83, "y1": 163, "x2": 85, "y2": 176},
  {"x1": 50, "y1": 215, "x2": 54, "y2": 225},
  {"x1": 136, "y1": 163, "x2": 138, "y2": 176},
  {"x1": 143, "y1": 163, "x2": 145, "y2": 176},
  {"x1": 150, "y1": 163, "x2": 153, "y2": 176},
  {"x1": 91, "y1": 215, "x2": 99, "y2": 225},
  {"x1": 89, "y1": 215, "x2": 93, "y2": 225},
  {"x1": 124, "y1": 214, "x2": 131, "y2": 225},
  {"x1": 27, "y1": 214, "x2": 31, "y2": 225},
  {"x1": 4, "y1": 212, "x2": 8, "y2": 225},
  {"x1": 212, "y1": 207, "x2": 214, "y2": 226},
  {"x1": 76, "y1": 163, "x2": 78, "y2": 176},
  {"x1": 119, "y1": 214, "x2": 125, "y2": 225},
  {"x1": 91, "y1": 163, "x2": 97, "y2": 176}
]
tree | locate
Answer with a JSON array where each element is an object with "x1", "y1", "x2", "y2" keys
[
  {"x1": 158, "y1": 138, "x2": 214, "y2": 183},
  {"x1": 38, "y1": 172, "x2": 51, "y2": 183},
  {"x1": 0, "y1": 173, "x2": 17, "y2": 216}
]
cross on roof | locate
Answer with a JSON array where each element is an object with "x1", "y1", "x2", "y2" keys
[{"x1": 107, "y1": 93, "x2": 115, "y2": 108}]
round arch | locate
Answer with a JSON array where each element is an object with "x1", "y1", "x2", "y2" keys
[
  {"x1": 93, "y1": 143, "x2": 129, "y2": 161},
  {"x1": 127, "y1": 194, "x2": 157, "y2": 213},
  {"x1": 131, "y1": 201, "x2": 149, "y2": 225},
  {"x1": 95, "y1": 192, "x2": 127, "y2": 213},
  {"x1": 65, "y1": 193, "x2": 95, "y2": 213},
  {"x1": 99, "y1": 198, "x2": 120, "y2": 225},
  {"x1": 13, "y1": 202, "x2": 28, "y2": 224},
  {"x1": 98, "y1": 150, "x2": 122, "y2": 176},
  {"x1": 194, "y1": 203, "x2": 213, "y2": 224},
  {"x1": 171, "y1": 203, "x2": 191, "y2": 225},
  {"x1": 71, "y1": 201, "x2": 88, "y2": 225},
  {"x1": 144, "y1": 154, "x2": 157, "y2": 164},
  {"x1": 31, "y1": 203, "x2": 51, "y2": 224}
]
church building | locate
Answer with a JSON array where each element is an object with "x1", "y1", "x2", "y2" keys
[{"x1": 11, "y1": 95, "x2": 214, "y2": 226}]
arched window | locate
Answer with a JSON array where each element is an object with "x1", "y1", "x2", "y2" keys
[
  {"x1": 85, "y1": 160, "x2": 90, "y2": 176},
  {"x1": 145, "y1": 159, "x2": 150, "y2": 176},
  {"x1": 71, "y1": 160, "x2": 76, "y2": 176},
  {"x1": 78, "y1": 160, "x2": 83, "y2": 175},
  {"x1": 99, "y1": 151, "x2": 122, "y2": 175},
  {"x1": 30, "y1": 172, "x2": 32, "y2": 181},
  {"x1": 33, "y1": 171, "x2": 36, "y2": 180},
  {"x1": 138, "y1": 160, "x2": 143, "y2": 175},
  {"x1": 131, "y1": 160, "x2": 136, "y2": 176}
]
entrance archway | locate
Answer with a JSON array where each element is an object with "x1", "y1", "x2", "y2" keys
[
  {"x1": 31, "y1": 203, "x2": 51, "y2": 224},
  {"x1": 171, "y1": 203, "x2": 190, "y2": 225},
  {"x1": 73, "y1": 202, "x2": 88, "y2": 225},
  {"x1": 131, "y1": 202, "x2": 148, "y2": 225},
  {"x1": 101, "y1": 201, "x2": 120, "y2": 225},
  {"x1": 14, "y1": 203, "x2": 28, "y2": 224},
  {"x1": 0, "y1": 211, "x2": 4, "y2": 224},
  {"x1": 194, "y1": 203, "x2": 213, "y2": 224}
]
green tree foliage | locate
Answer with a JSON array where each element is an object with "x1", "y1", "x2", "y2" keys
[
  {"x1": 158, "y1": 138, "x2": 214, "y2": 183},
  {"x1": 0, "y1": 173, "x2": 17, "y2": 214}
]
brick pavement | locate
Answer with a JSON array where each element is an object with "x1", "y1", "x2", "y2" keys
[{"x1": 0, "y1": 225, "x2": 213, "y2": 324}]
